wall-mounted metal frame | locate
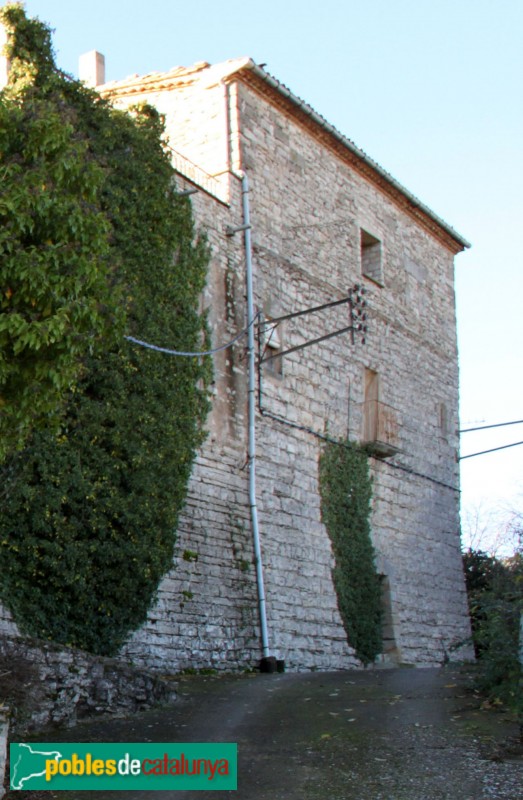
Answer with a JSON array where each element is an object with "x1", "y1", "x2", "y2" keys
[{"x1": 258, "y1": 284, "x2": 368, "y2": 364}]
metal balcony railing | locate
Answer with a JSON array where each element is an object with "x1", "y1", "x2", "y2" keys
[{"x1": 362, "y1": 400, "x2": 401, "y2": 458}]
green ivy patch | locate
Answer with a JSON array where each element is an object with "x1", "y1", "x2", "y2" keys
[
  {"x1": 0, "y1": 4, "x2": 211, "y2": 655},
  {"x1": 0, "y1": 3, "x2": 123, "y2": 459},
  {"x1": 319, "y1": 440, "x2": 382, "y2": 665}
]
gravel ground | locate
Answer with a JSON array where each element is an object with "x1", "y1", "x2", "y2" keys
[{"x1": 4, "y1": 665, "x2": 522, "y2": 799}]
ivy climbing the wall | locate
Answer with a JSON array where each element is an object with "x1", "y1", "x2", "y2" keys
[
  {"x1": 0, "y1": 4, "x2": 211, "y2": 655},
  {"x1": 319, "y1": 440, "x2": 383, "y2": 665},
  {"x1": 0, "y1": 4, "x2": 122, "y2": 460}
]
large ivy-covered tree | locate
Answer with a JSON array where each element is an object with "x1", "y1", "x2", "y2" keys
[
  {"x1": 0, "y1": 4, "x2": 211, "y2": 655},
  {"x1": 0, "y1": 4, "x2": 121, "y2": 460}
]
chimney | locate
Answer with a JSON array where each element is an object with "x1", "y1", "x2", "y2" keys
[
  {"x1": 0, "y1": 21, "x2": 10, "y2": 90},
  {"x1": 79, "y1": 50, "x2": 105, "y2": 87}
]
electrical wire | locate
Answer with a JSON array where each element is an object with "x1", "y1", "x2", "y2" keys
[
  {"x1": 460, "y1": 440, "x2": 523, "y2": 460},
  {"x1": 382, "y1": 459, "x2": 459, "y2": 492},
  {"x1": 259, "y1": 407, "x2": 459, "y2": 492},
  {"x1": 460, "y1": 419, "x2": 523, "y2": 433},
  {"x1": 125, "y1": 316, "x2": 259, "y2": 358}
]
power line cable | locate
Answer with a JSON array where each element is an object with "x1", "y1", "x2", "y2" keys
[
  {"x1": 125, "y1": 315, "x2": 259, "y2": 358},
  {"x1": 382, "y1": 459, "x2": 459, "y2": 492},
  {"x1": 259, "y1": 407, "x2": 458, "y2": 491},
  {"x1": 460, "y1": 419, "x2": 523, "y2": 433},
  {"x1": 460, "y1": 440, "x2": 523, "y2": 460}
]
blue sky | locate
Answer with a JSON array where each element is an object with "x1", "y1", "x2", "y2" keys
[{"x1": 16, "y1": 0, "x2": 523, "y2": 550}]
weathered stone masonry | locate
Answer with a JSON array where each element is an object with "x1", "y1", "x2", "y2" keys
[{"x1": 0, "y1": 56, "x2": 473, "y2": 671}]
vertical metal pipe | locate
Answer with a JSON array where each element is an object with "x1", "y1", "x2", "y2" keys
[{"x1": 241, "y1": 172, "x2": 270, "y2": 659}]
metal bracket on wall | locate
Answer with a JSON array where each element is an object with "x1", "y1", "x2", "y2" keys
[
  {"x1": 225, "y1": 223, "x2": 252, "y2": 236},
  {"x1": 258, "y1": 283, "x2": 368, "y2": 363},
  {"x1": 176, "y1": 187, "x2": 199, "y2": 197}
]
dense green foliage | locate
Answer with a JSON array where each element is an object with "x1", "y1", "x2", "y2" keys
[
  {"x1": 0, "y1": 4, "x2": 122, "y2": 459},
  {"x1": 319, "y1": 440, "x2": 382, "y2": 665},
  {"x1": 463, "y1": 548, "x2": 522, "y2": 716},
  {"x1": 0, "y1": 5, "x2": 211, "y2": 655}
]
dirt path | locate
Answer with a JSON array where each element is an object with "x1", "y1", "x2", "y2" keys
[{"x1": 7, "y1": 666, "x2": 522, "y2": 799}]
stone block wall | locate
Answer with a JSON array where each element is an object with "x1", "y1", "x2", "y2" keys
[
  {"x1": 119, "y1": 170, "x2": 263, "y2": 671},
  {"x1": 0, "y1": 636, "x2": 177, "y2": 736},
  {"x1": 118, "y1": 73, "x2": 472, "y2": 672},
  {"x1": 232, "y1": 78, "x2": 471, "y2": 666},
  {"x1": 0, "y1": 62, "x2": 473, "y2": 674}
]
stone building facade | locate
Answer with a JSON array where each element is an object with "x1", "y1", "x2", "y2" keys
[{"x1": 0, "y1": 55, "x2": 473, "y2": 671}]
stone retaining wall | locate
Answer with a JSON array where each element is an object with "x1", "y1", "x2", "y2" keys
[{"x1": 0, "y1": 636, "x2": 177, "y2": 736}]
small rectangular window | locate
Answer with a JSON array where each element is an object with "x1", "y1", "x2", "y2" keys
[{"x1": 360, "y1": 229, "x2": 383, "y2": 285}]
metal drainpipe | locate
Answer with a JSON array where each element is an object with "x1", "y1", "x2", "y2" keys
[{"x1": 240, "y1": 172, "x2": 271, "y2": 663}]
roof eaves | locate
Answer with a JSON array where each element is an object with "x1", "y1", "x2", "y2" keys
[
  {"x1": 99, "y1": 61, "x2": 214, "y2": 97},
  {"x1": 233, "y1": 62, "x2": 470, "y2": 254}
]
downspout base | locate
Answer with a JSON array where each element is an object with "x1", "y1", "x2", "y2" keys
[
  {"x1": 259, "y1": 656, "x2": 277, "y2": 673},
  {"x1": 259, "y1": 657, "x2": 285, "y2": 673}
]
